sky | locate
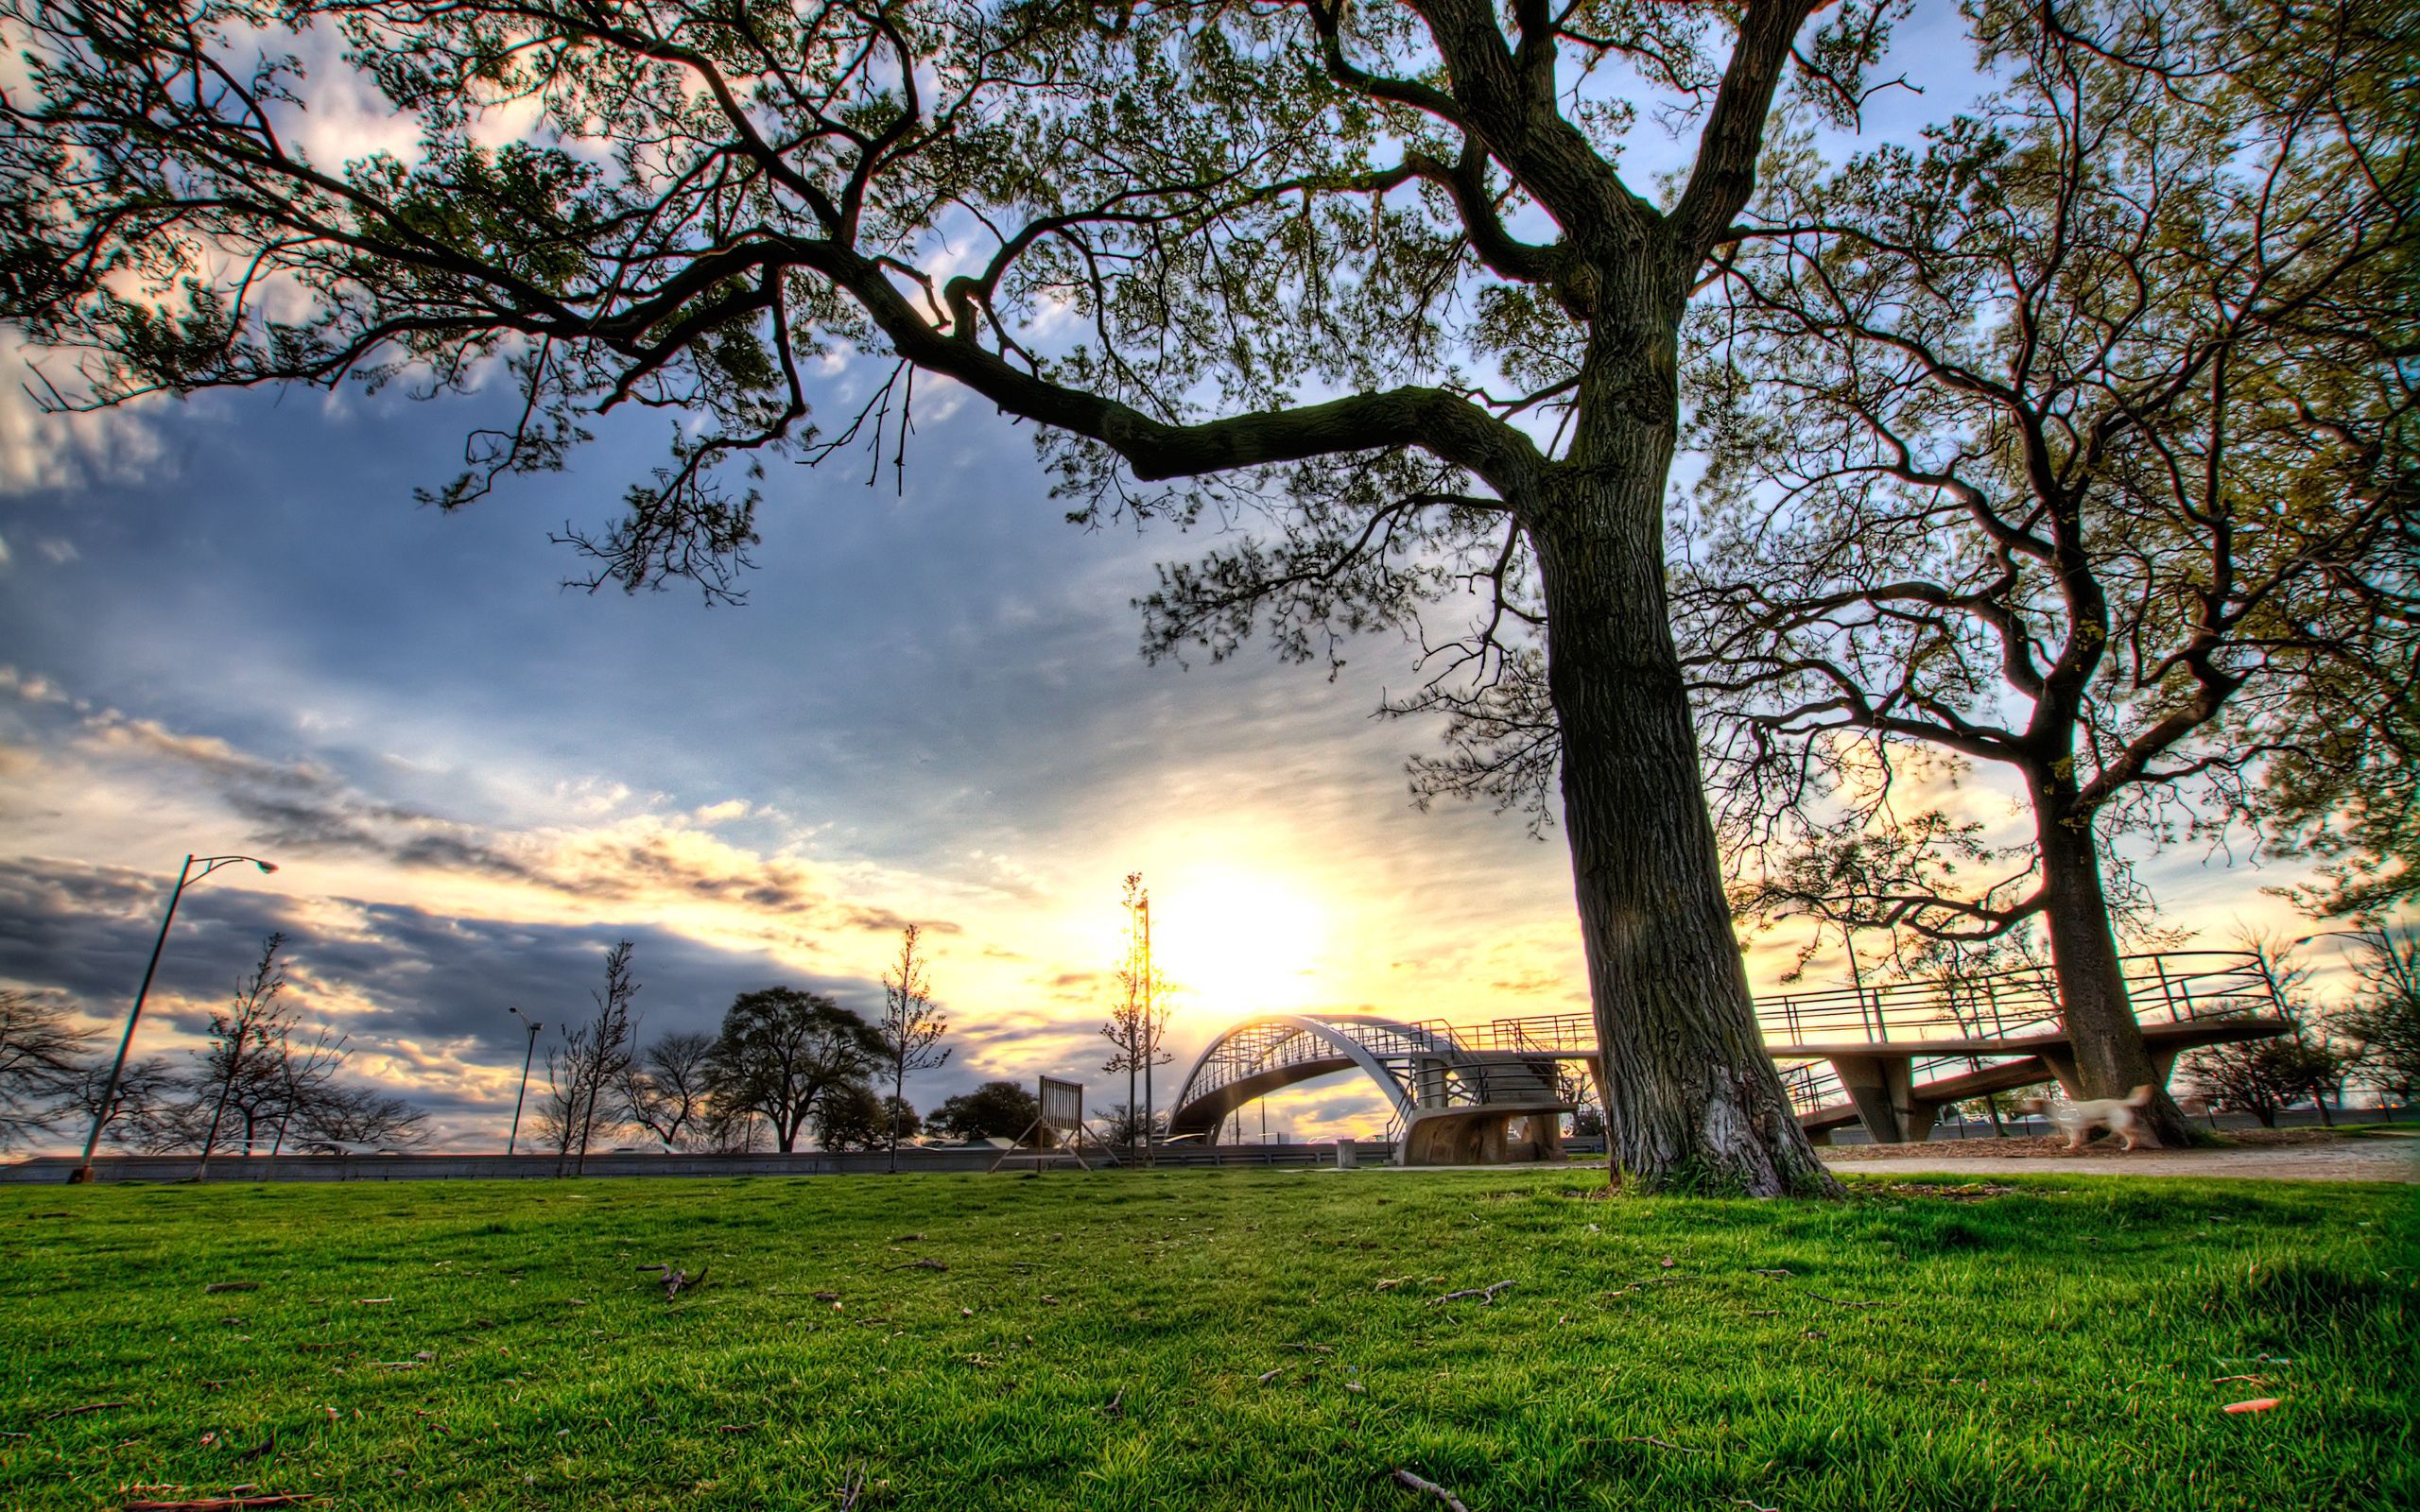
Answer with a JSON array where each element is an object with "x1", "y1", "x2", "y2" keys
[{"x1": 0, "y1": 9, "x2": 2342, "y2": 1152}]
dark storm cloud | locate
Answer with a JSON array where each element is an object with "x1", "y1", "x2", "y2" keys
[
  {"x1": 0, "y1": 853, "x2": 870, "y2": 1055},
  {"x1": 0, "y1": 853, "x2": 300, "y2": 1018},
  {"x1": 0, "y1": 854, "x2": 1055, "y2": 1129},
  {"x1": 220, "y1": 787, "x2": 540, "y2": 882}
]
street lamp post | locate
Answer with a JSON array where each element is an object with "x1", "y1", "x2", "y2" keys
[
  {"x1": 506, "y1": 1006, "x2": 544, "y2": 1157},
  {"x1": 73, "y1": 852, "x2": 277, "y2": 1183}
]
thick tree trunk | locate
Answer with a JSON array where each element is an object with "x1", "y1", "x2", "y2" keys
[
  {"x1": 2031, "y1": 790, "x2": 2195, "y2": 1146},
  {"x1": 1532, "y1": 330, "x2": 1837, "y2": 1193}
]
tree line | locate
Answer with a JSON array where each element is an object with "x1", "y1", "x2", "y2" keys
[
  {"x1": 0, "y1": 0, "x2": 2408, "y2": 1187},
  {"x1": 525, "y1": 928, "x2": 1034, "y2": 1173}
]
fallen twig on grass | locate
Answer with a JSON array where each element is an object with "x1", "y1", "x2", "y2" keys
[
  {"x1": 1749, "y1": 1268, "x2": 1790, "y2": 1279},
  {"x1": 1102, "y1": 1390, "x2": 1122, "y2": 1418},
  {"x1": 888, "y1": 1258, "x2": 948, "y2": 1273},
  {"x1": 122, "y1": 1497, "x2": 318, "y2": 1510},
  {"x1": 837, "y1": 1462, "x2": 865, "y2": 1510},
  {"x1": 39, "y1": 1401, "x2": 127, "y2": 1419},
  {"x1": 1431, "y1": 1280, "x2": 1512, "y2": 1306},
  {"x1": 1374, "y1": 1277, "x2": 1410, "y2": 1291},
  {"x1": 1390, "y1": 1468, "x2": 1472, "y2": 1512},
  {"x1": 1727, "y1": 1499, "x2": 1781, "y2": 1512},
  {"x1": 203, "y1": 1282, "x2": 259, "y2": 1295},
  {"x1": 1256, "y1": 1367, "x2": 1287, "y2": 1384},
  {"x1": 1805, "y1": 1293, "x2": 1890, "y2": 1310},
  {"x1": 637, "y1": 1263, "x2": 708, "y2": 1300}
]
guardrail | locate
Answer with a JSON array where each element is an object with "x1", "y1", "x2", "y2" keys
[{"x1": 1403, "y1": 949, "x2": 2287, "y2": 1121}]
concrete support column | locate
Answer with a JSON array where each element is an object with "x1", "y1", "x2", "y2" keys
[
  {"x1": 2041, "y1": 1051, "x2": 2085, "y2": 1098},
  {"x1": 1829, "y1": 1054, "x2": 1917, "y2": 1145}
]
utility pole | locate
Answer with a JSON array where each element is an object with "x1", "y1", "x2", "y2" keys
[
  {"x1": 507, "y1": 1006, "x2": 544, "y2": 1156},
  {"x1": 73, "y1": 852, "x2": 276, "y2": 1182},
  {"x1": 1140, "y1": 889, "x2": 1154, "y2": 1168}
]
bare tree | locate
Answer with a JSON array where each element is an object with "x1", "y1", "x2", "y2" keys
[
  {"x1": 196, "y1": 933, "x2": 290, "y2": 1178},
  {"x1": 62, "y1": 1056, "x2": 175, "y2": 1153},
  {"x1": 551, "y1": 939, "x2": 640, "y2": 1176},
  {"x1": 1100, "y1": 873, "x2": 1173, "y2": 1162},
  {"x1": 2332, "y1": 927, "x2": 2420, "y2": 1113},
  {"x1": 616, "y1": 1029, "x2": 718, "y2": 1152},
  {"x1": 876, "y1": 925, "x2": 950, "y2": 1173},
  {"x1": 0, "y1": 988, "x2": 95, "y2": 1150},
  {"x1": 285, "y1": 1074, "x2": 428, "y2": 1153}
]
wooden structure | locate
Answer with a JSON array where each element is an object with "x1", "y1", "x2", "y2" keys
[{"x1": 991, "y1": 1074, "x2": 1122, "y2": 1171}]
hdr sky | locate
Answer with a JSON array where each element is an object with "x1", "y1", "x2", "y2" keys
[{"x1": 0, "y1": 9, "x2": 2333, "y2": 1150}]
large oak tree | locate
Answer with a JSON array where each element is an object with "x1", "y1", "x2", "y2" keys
[{"x1": 0, "y1": 0, "x2": 1941, "y2": 1191}]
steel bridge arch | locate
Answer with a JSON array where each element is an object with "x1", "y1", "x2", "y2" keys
[{"x1": 1166, "y1": 1012, "x2": 1571, "y2": 1161}]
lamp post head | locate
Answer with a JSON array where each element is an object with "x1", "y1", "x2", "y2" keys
[{"x1": 255, "y1": 861, "x2": 278, "y2": 873}]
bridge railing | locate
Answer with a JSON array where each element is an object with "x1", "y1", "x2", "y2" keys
[{"x1": 1754, "y1": 949, "x2": 2280, "y2": 1048}]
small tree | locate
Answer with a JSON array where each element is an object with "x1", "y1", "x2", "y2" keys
[
  {"x1": 2187, "y1": 1035, "x2": 2349, "y2": 1129},
  {"x1": 929, "y1": 1081, "x2": 1041, "y2": 1144},
  {"x1": 876, "y1": 925, "x2": 951, "y2": 1173},
  {"x1": 2335, "y1": 928, "x2": 2420, "y2": 1114},
  {"x1": 1100, "y1": 874, "x2": 1174, "y2": 1162},
  {"x1": 704, "y1": 988, "x2": 883, "y2": 1153},
  {"x1": 1097, "y1": 1101, "x2": 1166, "y2": 1150},
  {"x1": 289, "y1": 1077, "x2": 428, "y2": 1153},
  {"x1": 63, "y1": 1057, "x2": 175, "y2": 1153},
  {"x1": 196, "y1": 933, "x2": 291, "y2": 1178},
  {"x1": 552, "y1": 939, "x2": 640, "y2": 1176},
  {"x1": 0, "y1": 988, "x2": 95, "y2": 1150}
]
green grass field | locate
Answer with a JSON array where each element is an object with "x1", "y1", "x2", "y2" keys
[{"x1": 4, "y1": 1170, "x2": 2412, "y2": 1511}]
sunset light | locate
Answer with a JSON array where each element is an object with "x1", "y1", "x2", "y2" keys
[{"x1": 1149, "y1": 867, "x2": 1330, "y2": 1015}]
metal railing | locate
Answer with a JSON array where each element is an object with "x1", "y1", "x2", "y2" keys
[{"x1": 1754, "y1": 949, "x2": 2279, "y2": 1048}]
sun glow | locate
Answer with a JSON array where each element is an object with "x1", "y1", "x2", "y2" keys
[{"x1": 1148, "y1": 866, "x2": 1329, "y2": 1014}]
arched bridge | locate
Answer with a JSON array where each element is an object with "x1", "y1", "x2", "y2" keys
[{"x1": 1167, "y1": 1013, "x2": 1571, "y2": 1166}]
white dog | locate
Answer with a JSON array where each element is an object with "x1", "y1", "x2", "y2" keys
[{"x1": 2024, "y1": 1085, "x2": 2156, "y2": 1150}]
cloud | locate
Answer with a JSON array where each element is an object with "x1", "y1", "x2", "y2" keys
[{"x1": 0, "y1": 347, "x2": 166, "y2": 498}]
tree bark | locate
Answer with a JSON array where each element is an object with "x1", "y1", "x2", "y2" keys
[
  {"x1": 2031, "y1": 785, "x2": 2195, "y2": 1146},
  {"x1": 1531, "y1": 316, "x2": 1837, "y2": 1195}
]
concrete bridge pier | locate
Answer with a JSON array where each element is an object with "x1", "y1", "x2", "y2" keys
[
  {"x1": 1399, "y1": 1106, "x2": 1568, "y2": 1165},
  {"x1": 1828, "y1": 1054, "x2": 1938, "y2": 1145}
]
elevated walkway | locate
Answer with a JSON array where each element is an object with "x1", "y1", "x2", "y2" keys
[{"x1": 1171, "y1": 951, "x2": 2294, "y2": 1159}]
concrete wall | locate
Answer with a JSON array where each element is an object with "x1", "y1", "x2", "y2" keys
[{"x1": 3, "y1": 1142, "x2": 1383, "y2": 1184}]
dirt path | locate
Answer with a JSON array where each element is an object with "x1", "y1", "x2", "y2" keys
[{"x1": 1821, "y1": 1134, "x2": 2417, "y2": 1183}]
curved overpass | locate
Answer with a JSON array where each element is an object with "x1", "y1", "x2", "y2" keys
[{"x1": 1167, "y1": 1012, "x2": 1571, "y2": 1165}]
